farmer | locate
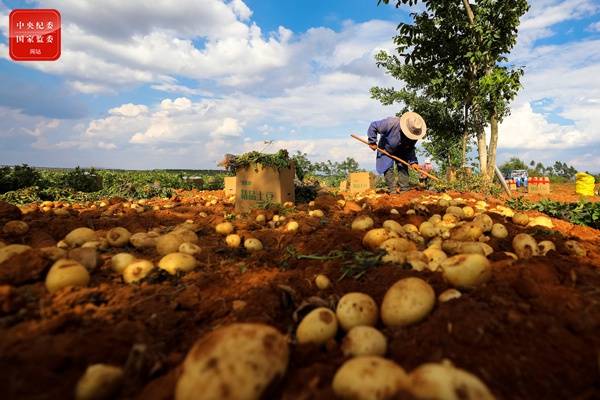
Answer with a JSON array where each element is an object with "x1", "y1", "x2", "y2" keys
[{"x1": 367, "y1": 112, "x2": 427, "y2": 192}]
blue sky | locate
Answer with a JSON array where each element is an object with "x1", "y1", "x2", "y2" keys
[{"x1": 1, "y1": 0, "x2": 599, "y2": 172}]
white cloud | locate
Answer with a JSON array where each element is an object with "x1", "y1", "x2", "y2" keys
[
  {"x1": 109, "y1": 103, "x2": 149, "y2": 118},
  {"x1": 213, "y1": 117, "x2": 243, "y2": 137},
  {"x1": 589, "y1": 21, "x2": 600, "y2": 32}
]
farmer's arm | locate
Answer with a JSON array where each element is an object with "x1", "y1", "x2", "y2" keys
[
  {"x1": 367, "y1": 119, "x2": 389, "y2": 150},
  {"x1": 406, "y1": 143, "x2": 419, "y2": 167}
]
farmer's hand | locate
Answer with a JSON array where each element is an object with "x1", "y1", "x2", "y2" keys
[
  {"x1": 369, "y1": 143, "x2": 378, "y2": 151},
  {"x1": 410, "y1": 163, "x2": 420, "y2": 171}
]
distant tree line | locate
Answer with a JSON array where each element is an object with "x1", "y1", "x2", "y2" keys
[{"x1": 498, "y1": 157, "x2": 589, "y2": 181}]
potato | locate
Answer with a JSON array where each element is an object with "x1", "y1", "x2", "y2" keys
[
  {"x1": 419, "y1": 222, "x2": 438, "y2": 239},
  {"x1": 286, "y1": 221, "x2": 299, "y2": 232},
  {"x1": 352, "y1": 216, "x2": 374, "y2": 231},
  {"x1": 380, "y1": 237, "x2": 416, "y2": 254},
  {"x1": 2, "y1": 220, "x2": 29, "y2": 235},
  {"x1": 255, "y1": 214, "x2": 266, "y2": 223},
  {"x1": 473, "y1": 214, "x2": 493, "y2": 232},
  {"x1": 315, "y1": 274, "x2": 331, "y2": 290},
  {"x1": 68, "y1": 248, "x2": 100, "y2": 272},
  {"x1": 491, "y1": 223, "x2": 508, "y2": 239},
  {"x1": 565, "y1": 240, "x2": 587, "y2": 256},
  {"x1": 406, "y1": 209, "x2": 416, "y2": 215},
  {"x1": 39, "y1": 246, "x2": 67, "y2": 261},
  {"x1": 111, "y1": 253, "x2": 136, "y2": 273},
  {"x1": 427, "y1": 237, "x2": 443, "y2": 249},
  {"x1": 408, "y1": 360, "x2": 494, "y2": 400},
  {"x1": 363, "y1": 228, "x2": 398, "y2": 251},
  {"x1": 173, "y1": 229, "x2": 199, "y2": 244},
  {"x1": 244, "y1": 238, "x2": 263, "y2": 251},
  {"x1": 175, "y1": 323, "x2": 289, "y2": 400},
  {"x1": 512, "y1": 213, "x2": 530, "y2": 226},
  {"x1": 406, "y1": 251, "x2": 429, "y2": 271},
  {"x1": 158, "y1": 252, "x2": 198, "y2": 274},
  {"x1": 438, "y1": 288, "x2": 462, "y2": 303},
  {"x1": 382, "y1": 251, "x2": 407, "y2": 264},
  {"x1": 390, "y1": 208, "x2": 399, "y2": 215},
  {"x1": 225, "y1": 234, "x2": 241, "y2": 248},
  {"x1": 215, "y1": 222, "x2": 234, "y2": 235},
  {"x1": 440, "y1": 254, "x2": 491, "y2": 289},
  {"x1": 341, "y1": 326, "x2": 387, "y2": 357},
  {"x1": 443, "y1": 240, "x2": 492, "y2": 256},
  {"x1": 122, "y1": 260, "x2": 154, "y2": 283},
  {"x1": 446, "y1": 206, "x2": 465, "y2": 219},
  {"x1": 403, "y1": 224, "x2": 418, "y2": 234},
  {"x1": 535, "y1": 240, "x2": 555, "y2": 256},
  {"x1": 512, "y1": 233, "x2": 539, "y2": 259},
  {"x1": 75, "y1": 364, "x2": 124, "y2": 400},
  {"x1": 129, "y1": 232, "x2": 157, "y2": 249},
  {"x1": 309, "y1": 209, "x2": 325, "y2": 218},
  {"x1": 155, "y1": 233, "x2": 185, "y2": 256},
  {"x1": 336, "y1": 293, "x2": 378, "y2": 331},
  {"x1": 450, "y1": 222, "x2": 483, "y2": 242},
  {"x1": 332, "y1": 356, "x2": 408, "y2": 400},
  {"x1": 0, "y1": 244, "x2": 31, "y2": 264},
  {"x1": 381, "y1": 277, "x2": 435, "y2": 327},
  {"x1": 179, "y1": 242, "x2": 201, "y2": 256},
  {"x1": 296, "y1": 307, "x2": 338, "y2": 344},
  {"x1": 423, "y1": 248, "x2": 447, "y2": 271},
  {"x1": 528, "y1": 216, "x2": 553, "y2": 229},
  {"x1": 382, "y1": 220, "x2": 404, "y2": 235},
  {"x1": 105, "y1": 227, "x2": 131, "y2": 247},
  {"x1": 442, "y1": 213, "x2": 460, "y2": 224},
  {"x1": 462, "y1": 206, "x2": 475, "y2": 218},
  {"x1": 438, "y1": 199, "x2": 451, "y2": 207},
  {"x1": 65, "y1": 227, "x2": 97, "y2": 247},
  {"x1": 45, "y1": 259, "x2": 90, "y2": 293}
]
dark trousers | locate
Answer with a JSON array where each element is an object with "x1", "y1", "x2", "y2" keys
[{"x1": 384, "y1": 163, "x2": 410, "y2": 192}]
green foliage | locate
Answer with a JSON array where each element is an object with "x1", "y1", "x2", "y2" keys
[
  {"x1": 432, "y1": 173, "x2": 503, "y2": 196},
  {"x1": 499, "y1": 157, "x2": 579, "y2": 181},
  {"x1": 0, "y1": 164, "x2": 41, "y2": 193},
  {"x1": 507, "y1": 198, "x2": 600, "y2": 229},
  {"x1": 61, "y1": 167, "x2": 103, "y2": 192},
  {"x1": 227, "y1": 150, "x2": 293, "y2": 172}
]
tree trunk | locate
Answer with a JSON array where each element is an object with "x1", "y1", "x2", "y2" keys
[
  {"x1": 476, "y1": 129, "x2": 488, "y2": 178},
  {"x1": 486, "y1": 112, "x2": 499, "y2": 178}
]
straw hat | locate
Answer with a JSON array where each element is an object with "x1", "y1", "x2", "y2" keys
[{"x1": 400, "y1": 112, "x2": 427, "y2": 140}]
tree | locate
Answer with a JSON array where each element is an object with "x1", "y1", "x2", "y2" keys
[
  {"x1": 375, "y1": 0, "x2": 529, "y2": 179},
  {"x1": 499, "y1": 157, "x2": 527, "y2": 176}
]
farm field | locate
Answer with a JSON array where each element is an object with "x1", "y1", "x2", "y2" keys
[{"x1": 1, "y1": 188, "x2": 599, "y2": 399}]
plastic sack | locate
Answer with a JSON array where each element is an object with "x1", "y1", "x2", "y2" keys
[{"x1": 575, "y1": 172, "x2": 595, "y2": 197}]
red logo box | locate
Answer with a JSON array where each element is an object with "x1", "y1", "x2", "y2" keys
[{"x1": 9, "y1": 9, "x2": 61, "y2": 61}]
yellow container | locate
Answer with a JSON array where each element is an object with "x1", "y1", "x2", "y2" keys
[{"x1": 575, "y1": 173, "x2": 595, "y2": 197}]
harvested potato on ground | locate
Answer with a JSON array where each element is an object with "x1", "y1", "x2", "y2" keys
[
  {"x1": 156, "y1": 233, "x2": 185, "y2": 256},
  {"x1": 215, "y1": 222, "x2": 234, "y2": 235},
  {"x1": 473, "y1": 214, "x2": 493, "y2": 232},
  {"x1": 491, "y1": 223, "x2": 508, "y2": 239},
  {"x1": 296, "y1": 307, "x2": 338, "y2": 344},
  {"x1": 423, "y1": 248, "x2": 447, "y2": 271},
  {"x1": 172, "y1": 229, "x2": 199, "y2": 244},
  {"x1": 352, "y1": 216, "x2": 374, "y2": 231},
  {"x1": 68, "y1": 248, "x2": 100, "y2": 271},
  {"x1": 512, "y1": 233, "x2": 539, "y2": 259},
  {"x1": 381, "y1": 277, "x2": 435, "y2": 327},
  {"x1": 225, "y1": 234, "x2": 241, "y2": 248},
  {"x1": 403, "y1": 224, "x2": 419, "y2": 234},
  {"x1": 106, "y1": 227, "x2": 131, "y2": 247},
  {"x1": 462, "y1": 206, "x2": 475, "y2": 218},
  {"x1": 419, "y1": 221, "x2": 438, "y2": 239},
  {"x1": 382, "y1": 251, "x2": 407, "y2": 264},
  {"x1": 286, "y1": 221, "x2": 299, "y2": 232},
  {"x1": 409, "y1": 360, "x2": 494, "y2": 400},
  {"x1": 440, "y1": 254, "x2": 491, "y2": 289},
  {"x1": 512, "y1": 213, "x2": 530, "y2": 226},
  {"x1": 336, "y1": 292, "x2": 378, "y2": 331},
  {"x1": 0, "y1": 244, "x2": 31, "y2": 264},
  {"x1": 438, "y1": 288, "x2": 462, "y2": 303},
  {"x1": 75, "y1": 364, "x2": 124, "y2": 400},
  {"x1": 129, "y1": 232, "x2": 157, "y2": 249},
  {"x1": 39, "y1": 246, "x2": 67, "y2": 261},
  {"x1": 443, "y1": 240, "x2": 493, "y2": 256},
  {"x1": 565, "y1": 240, "x2": 587, "y2": 256},
  {"x1": 244, "y1": 238, "x2": 263, "y2": 252},
  {"x1": 315, "y1": 274, "x2": 331, "y2": 290},
  {"x1": 382, "y1": 220, "x2": 404, "y2": 235},
  {"x1": 528, "y1": 216, "x2": 553, "y2": 229},
  {"x1": 538, "y1": 240, "x2": 556, "y2": 256},
  {"x1": 442, "y1": 213, "x2": 461, "y2": 224},
  {"x1": 175, "y1": 323, "x2": 289, "y2": 400},
  {"x1": 159, "y1": 252, "x2": 198, "y2": 275},
  {"x1": 406, "y1": 251, "x2": 429, "y2": 271},
  {"x1": 450, "y1": 222, "x2": 483, "y2": 242},
  {"x1": 45, "y1": 259, "x2": 90, "y2": 293},
  {"x1": 363, "y1": 228, "x2": 398, "y2": 251},
  {"x1": 446, "y1": 206, "x2": 465, "y2": 219},
  {"x1": 3, "y1": 220, "x2": 29, "y2": 235},
  {"x1": 380, "y1": 237, "x2": 416, "y2": 254},
  {"x1": 255, "y1": 214, "x2": 266, "y2": 223},
  {"x1": 309, "y1": 209, "x2": 325, "y2": 218},
  {"x1": 111, "y1": 253, "x2": 136, "y2": 273},
  {"x1": 341, "y1": 326, "x2": 387, "y2": 357},
  {"x1": 65, "y1": 227, "x2": 97, "y2": 247},
  {"x1": 179, "y1": 242, "x2": 201, "y2": 256},
  {"x1": 123, "y1": 260, "x2": 154, "y2": 284},
  {"x1": 332, "y1": 356, "x2": 408, "y2": 400}
]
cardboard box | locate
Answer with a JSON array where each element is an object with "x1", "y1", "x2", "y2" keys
[
  {"x1": 235, "y1": 163, "x2": 295, "y2": 212},
  {"x1": 350, "y1": 172, "x2": 375, "y2": 193},
  {"x1": 224, "y1": 176, "x2": 236, "y2": 196},
  {"x1": 339, "y1": 180, "x2": 348, "y2": 192}
]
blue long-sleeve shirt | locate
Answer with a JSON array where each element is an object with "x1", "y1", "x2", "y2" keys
[{"x1": 367, "y1": 117, "x2": 418, "y2": 174}]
